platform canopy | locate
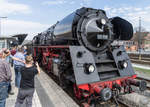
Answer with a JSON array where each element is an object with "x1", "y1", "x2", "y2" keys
[{"x1": 10, "y1": 34, "x2": 28, "y2": 45}]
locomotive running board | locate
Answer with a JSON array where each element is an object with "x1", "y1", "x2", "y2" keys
[{"x1": 69, "y1": 46, "x2": 100, "y2": 85}]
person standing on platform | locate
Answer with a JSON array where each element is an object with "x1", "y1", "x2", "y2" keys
[
  {"x1": 15, "y1": 55, "x2": 41, "y2": 107},
  {"x1": 13, "y1": 47, "x2": 25, "y2": 88},
  {"x1": 3, "y1": 49, "x2": 24, "y2": 96},
  {"x1": 10, "y1": 47, "x2": 17, "y2": 67},
  {"x1": 3, "y1": 49, "x2": 14, "y2": 96},
  {"x1": 0, "y1": 50, "x2": 12, "y2": 107},
  {"x1": 11, "y1": 47, "x2": 17, "y2": 56},
  {"x1": 23, "y1": 46, "x2": 27, "y2": 57}
]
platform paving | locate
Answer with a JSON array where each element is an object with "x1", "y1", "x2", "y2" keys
[
  {"x1": 36, "y1": 70, "x2": 79, "y2": 107},
  {"x1": 6, "y1": 67, "x2": 79, "y2": 107}
]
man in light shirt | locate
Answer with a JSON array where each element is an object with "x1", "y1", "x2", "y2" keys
[{"x1": 13, "y1": 47, "x2": 25, "y2": 88}]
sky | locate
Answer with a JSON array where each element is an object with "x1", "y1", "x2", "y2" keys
[{"x1": 0, "y1": 0, "x2": 150, "y2": 40}]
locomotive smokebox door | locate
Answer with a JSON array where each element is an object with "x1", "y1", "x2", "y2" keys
[{"x1": 69, "y1": 46, "x2": 100, "y2": 85}]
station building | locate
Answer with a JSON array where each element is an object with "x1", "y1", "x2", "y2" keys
[
  {"x1": 0, "y1": 36, "x2": 17, "y2": 49},
  {"x1": 0, "y1": 34, "x2": 27, "y2": 50}
]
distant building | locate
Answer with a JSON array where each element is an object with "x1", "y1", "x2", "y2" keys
[
  {"x1": 143, "y1": 33, "x2": 150, "y2": 50},
  {"x1": 0, "y1": 36, "x2": 17, "y2": 49},
  {"x1": 123, "y1": 41, "x2": 137, "y2": 51},
  {"x1": 0, "y1": 34, "x2": 28, "y2": 50},
  {"x1": 123, "y1": 32, "x2": 150, "y2": 51}
]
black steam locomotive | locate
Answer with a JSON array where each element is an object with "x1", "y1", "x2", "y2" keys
[{"x1": 32, "y1": 7, "x2": 146, "y2": 107}]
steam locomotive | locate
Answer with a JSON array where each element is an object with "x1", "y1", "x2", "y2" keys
[{"x1": 32, "y1": 7, "x2": 146, "y2": 106}]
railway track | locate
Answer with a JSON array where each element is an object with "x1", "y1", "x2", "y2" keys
[
  {"x1": 129, "y1": 53, "x2": 150, "y2": 65},
  {"x1": 136, "y1": 76, "x2": 150, "y2": 83},
  {"x1": 136, "y1": 76, "x2": 150, "y2": 90},
  {"x1": 130, "y1": 59, "x2": 150, "y2": 65},
  {"x1": 130, "y1": 57, "x2": 150, "y2": 61},
  {"x1": 130, "y1": 57, "x2": 150, "y2": 65},
  {"x1": 128, "y1": 54, "x2": 150, "y2": 92},
  {"x1": 117, "y1": 100, "x2": 130, "y2": 107}
]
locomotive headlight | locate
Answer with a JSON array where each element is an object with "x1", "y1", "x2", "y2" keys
[
  {"x1": 118, "y1": 60, "x2": 128, "y2": 69},
  {"x1": 123, "y1": 61, "x2": 128, "y2": 68},
  {"x1": 101, "y1": 18, "x2": 106, "y2": 25},
  {"x1": 88, "y1": 65, "x2": 95, "y2": 73},
  {"x1": 84, "y1": 63, "x2": 95, "y2": 74}
]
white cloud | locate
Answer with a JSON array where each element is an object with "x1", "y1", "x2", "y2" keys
[
  {"x1": 0, "y1": 19, "x2": 49, "y2": 40},
  {"x1": 42, "y1": 0, "x2": 67, "y2": 5},
  {"x1": 104, "y1": 7, "x2": 111, "y2": 11},
  {"x1": 42, "y1": 0, "x2": 91, "y2": 6},
  {"x1": 134, "y1": 8, "x2": 142, "y2": 11},
  {"x1": 80, "y1": 0, "x2": 92, "y2": 6},
  {"x1": 103, "y1": 6, "x2": 150, "y2": 31},
  {"x1": 0, "y1": 0, "x2": 31, "y2": 15},
  {"x1": 145, "y1": 6, "x2": 150, "y2": 10}
]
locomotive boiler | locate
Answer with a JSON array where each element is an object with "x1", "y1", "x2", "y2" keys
[{"x1": 32, "y1": 7, "x2": 147, "y2": 107}]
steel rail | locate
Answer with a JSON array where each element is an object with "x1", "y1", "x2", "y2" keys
[{"x1": 136, "y1": 76, "x2": 150, "y2": 90}]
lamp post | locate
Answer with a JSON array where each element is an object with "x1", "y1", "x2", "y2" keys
[
  {"x1": 138, "y1": 17, "x2": 141, "y2": 60},
  {"x1": 0, "y1": 16, "x2": 7, "y2": 37}
]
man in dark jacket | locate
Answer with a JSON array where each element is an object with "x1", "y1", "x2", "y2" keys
[{"x1": 0, "y1": 50, "x2": 12, "y2": 107}]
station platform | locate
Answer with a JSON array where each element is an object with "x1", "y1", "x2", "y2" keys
[{"x1": 6, "y1": 68, "x2": 79, "y2": 107}]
